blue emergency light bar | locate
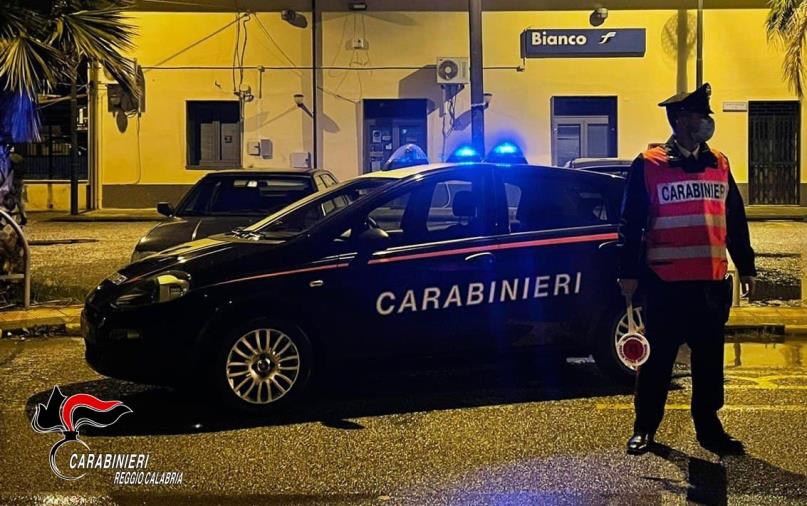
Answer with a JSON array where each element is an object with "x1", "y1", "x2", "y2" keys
[
  {"x1": 446, "y1": 145, "x2": 483, "y2": 163},
  {"x1": 485, "y1": 141, "x2": 528, "y2": 164}
]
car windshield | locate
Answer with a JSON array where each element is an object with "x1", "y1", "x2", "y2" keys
[
  {"x1": 177, "y1": 176, "x2": 314, "y2": 217},
  {"x1": 245, "y1": 178, "x2": 393, "y2": 238}
]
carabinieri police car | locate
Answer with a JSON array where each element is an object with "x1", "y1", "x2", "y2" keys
[{"x1": 82, "y1": 143, "x2": 641, "y2": 413}]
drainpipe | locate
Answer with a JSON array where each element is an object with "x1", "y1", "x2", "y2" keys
[
  {"x1": 88, "y1": 62, "x2": 99, "y2": 209},
  {"x1": 696, "y1": 0, "x2": 703, "y2": 87},
  {"x1": 469, "y1": 0, "x2": 485, "y2": 155},
  {"x1": 312, "y1": 0, "x2": 320, "y2": 168}
]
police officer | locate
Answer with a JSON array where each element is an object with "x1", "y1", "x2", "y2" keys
[{"x1": 617, "y1": 83, "x2": 757, "y2": 456}]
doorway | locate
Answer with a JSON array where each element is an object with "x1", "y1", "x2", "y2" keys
[
  {"x1": 363, "y1": 99, "x2": 428, "y2": 173},
  {"x1": 749, "y1": 101, "x2": 800, "y2": 205}
]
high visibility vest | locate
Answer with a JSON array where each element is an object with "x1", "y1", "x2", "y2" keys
[{"x1": 643, "y1": 146, "x2": 729, "y2": 281}]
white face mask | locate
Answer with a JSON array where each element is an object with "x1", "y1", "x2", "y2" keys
[{"x1": 690, "y1": 116, "x2": 715, "y2": 144}]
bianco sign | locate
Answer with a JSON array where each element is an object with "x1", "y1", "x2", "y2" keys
[{"x1": 521, "y1": 29, "x2": 646, "y2": 58}]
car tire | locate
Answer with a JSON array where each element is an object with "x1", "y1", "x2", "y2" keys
[
  {"x1": 592, "y1": 304, "x2": 645, "y2": 384},
  {"x1": 211, "y1": 318, "x2": 312, "y2": 414}
]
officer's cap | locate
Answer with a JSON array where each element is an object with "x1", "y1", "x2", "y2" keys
[{"x1": 658, "y1": 83, "x2": 714, "y2": 115}]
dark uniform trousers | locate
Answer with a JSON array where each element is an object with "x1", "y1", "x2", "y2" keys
[{"x1": 634, "y1": 270, "x2": 732, "y2": 438}]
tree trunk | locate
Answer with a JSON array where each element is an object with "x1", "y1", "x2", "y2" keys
[{"x1": 70, "y1": 71, "x2": 79, "y2": 215}]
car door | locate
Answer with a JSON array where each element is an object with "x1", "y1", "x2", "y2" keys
[
  {"x1": 325, "y1": 166, "x2": 498, "y2": 358},
  {"x1": 487, "y1": 167, "x2": 620, "y2": 351}
]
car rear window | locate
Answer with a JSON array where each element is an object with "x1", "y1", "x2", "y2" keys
[{"x1": 178, "y1": 176, "x2": 313, "y2": 216}]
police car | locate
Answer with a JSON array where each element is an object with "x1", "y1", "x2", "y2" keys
[{"x1": 82, "y1": 143, "x2": 641, "y2": 412}]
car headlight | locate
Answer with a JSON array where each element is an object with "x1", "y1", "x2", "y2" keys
[{"x1": 114, "y1": 271, "x2": 191, "y2": 308}]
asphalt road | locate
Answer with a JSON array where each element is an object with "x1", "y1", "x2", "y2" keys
[{"x1": 1, "y1": 336, "x2": 805, "y2": 505}]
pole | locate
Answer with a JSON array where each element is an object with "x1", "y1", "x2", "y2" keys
[
  {"x1": 69, "y1": 70, "x2": 79, "y2": 215},
  {"x1": 696, "y1": 0, "x2": 703, "y2": 87},
  {"x1": 468, "y1": 0, "x2": 485, "y2": 156},
  {"x1": 311, "y1": 0, "x2": 319, "y2": 169}
]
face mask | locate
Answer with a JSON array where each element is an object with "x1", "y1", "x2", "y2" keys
[{"x1": 690, "y1": 116, "x2": 715, "y2": 144}]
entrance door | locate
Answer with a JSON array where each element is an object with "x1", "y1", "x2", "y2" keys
[
  {"x1": 363, "y1": 99, "x2": 428, "y2": 173},
  {"x1": 552, "y1": 116, "x2": 610, "y2": 167},
  {"x1": 749, "y1": 101, "x2": 800, "y2": 204}
]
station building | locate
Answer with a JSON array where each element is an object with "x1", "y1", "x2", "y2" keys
[{"x1": 25, "y1": 0, "x2": 806, "y2": 210}]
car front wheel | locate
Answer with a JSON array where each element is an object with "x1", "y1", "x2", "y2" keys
[{"x1": 213, "y1": 319, "x2": 312, "y2": 413}]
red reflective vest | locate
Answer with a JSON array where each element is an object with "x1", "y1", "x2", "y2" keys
[{"x1": 643, "y1": 146, "x2": 729, "y2": 281}]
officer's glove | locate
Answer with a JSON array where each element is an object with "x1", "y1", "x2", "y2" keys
[
  {"x1": 740, "y1": 276, "x2": 756, "y2": 298},
  {"x1": 618, "y1": 278, "x2": 638, "y2": 300}
]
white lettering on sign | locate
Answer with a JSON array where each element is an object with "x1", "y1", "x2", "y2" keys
[
  {"x1": 531, "y1": 31, "x2": 587, "y2": 46},
  {"x1": 375, "y1": 272, "x2": 582, "y2": 316},
  {"x1": 657, "y1": 181, "x2": 727, "y2": 204}
]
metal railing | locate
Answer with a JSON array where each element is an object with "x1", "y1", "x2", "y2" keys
[{"x1": 0, "y1": 209, "x2": 30, "y2": 308}]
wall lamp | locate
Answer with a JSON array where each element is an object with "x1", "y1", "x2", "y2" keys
[
  {"x1": 294, "y1": 93, "x2": 313, "y2": 117},
  {"x1": 349, "y1": 2, "x2": 368, "y2": 11}
]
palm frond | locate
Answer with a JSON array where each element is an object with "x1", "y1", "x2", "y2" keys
[
  {"x1": 766, "y1": 0, "x2": 803, "y2": 39},
  {"x1": 49, "y1": 1, "x2": 138, "y2": 94},
  {"x1": 780, "y1": 3, "x2": 807, "y2": 97},
  {"x1": 0, "y1": 33, "x2": 60, "y2": 98}
]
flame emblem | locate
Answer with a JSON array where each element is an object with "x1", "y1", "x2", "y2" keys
[{"x1": 31, "y1": 386, "x2": 132, "y2": 480}]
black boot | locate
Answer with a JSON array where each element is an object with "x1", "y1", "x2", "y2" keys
[{"x1": 627, "y1": 432, "x2": 655, "y2": 455}]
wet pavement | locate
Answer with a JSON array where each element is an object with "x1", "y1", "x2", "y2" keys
[
  {"x1": 0, "y1": 335, "x2": 805, "y2": 504},
  {"x1": 747, "y1": 221, "x2": 807, "y2": 307},
  {"x1": 24, "y1": 217, "x2": 158, "y2": 302}
]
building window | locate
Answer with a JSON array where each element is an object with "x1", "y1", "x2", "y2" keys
[
  {"x1": 186, "y1": 101, "x2": 241, "y2": 169},
  {"x1": 551, "y1": 97, "x2": 617, "y2": 167}
]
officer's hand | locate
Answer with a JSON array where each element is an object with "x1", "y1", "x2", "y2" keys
[
  {"x1": 618, "y1": 278, "x2": 638, "y2": 300},
  {"x1": 740, "y1": 276, "x2": 756, "y2": 297}
]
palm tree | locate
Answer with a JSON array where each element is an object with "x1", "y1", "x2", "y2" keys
[
  {"x1": 0, "y1": 0, "x2": 136, "y2": 289},
  {"x1": 0, "y1": 0, "x2": 138, "y2": 213},
  {"x1": 767, "y1": 0, "x2": 807, "y2": 97}
]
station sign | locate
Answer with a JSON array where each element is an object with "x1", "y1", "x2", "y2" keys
[{"x1": 521, "y1": 29, "x2": 646, "y2": 58}]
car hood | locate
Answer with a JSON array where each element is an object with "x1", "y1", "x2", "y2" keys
[{"x1": 136, "y1": 216, "x2": 264, "y2": 254}]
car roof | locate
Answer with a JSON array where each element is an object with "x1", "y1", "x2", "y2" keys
[
  {"x1": 202, "y1": 168, "x2": 329, "y2": 178},
  {"x1": 357, "y1": 162, "x2": 619, "y2": 180},
  {"x1": 567, "y1": 158, "x2": 633, "y2": 168}
]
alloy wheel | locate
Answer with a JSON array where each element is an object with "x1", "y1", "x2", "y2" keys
[{"x1": 225, "y1": 328, "x2": 301, "y2": 405}]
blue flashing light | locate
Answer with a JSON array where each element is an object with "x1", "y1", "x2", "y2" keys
[
  {"x1": 494, "y1": 142, "x2": 518, "y2": 155},
  {"x1": 446, "y1": 144, "x2": 483, "y2": 163},
  {"x1": 382, "y1": 143, "x2": 430, "y2": 170},
  {"x1": 485, "y1": 141, "x2": 528, "y2": 164}
]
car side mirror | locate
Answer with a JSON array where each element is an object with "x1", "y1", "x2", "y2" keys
[
  {"x1": 157, "y1": 202, "x2": 174, "y2": 217},
  {"x1": 355, "y1": 227, "x2": 389, "y2": 255}
]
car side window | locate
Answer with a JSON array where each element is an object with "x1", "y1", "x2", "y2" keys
[
  {"x1": 501, "y1": 172, "x2": 612, "y2": 233},
  {"x1": 337, "y1": 171, "x2": 487, "y2": 251}
]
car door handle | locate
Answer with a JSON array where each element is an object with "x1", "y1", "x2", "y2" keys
[
  {"x1": 465, "y1": 251, "x2": 495, "y2": 265},
  {"x1": 309, "y1": 279, "x2": 324, "y2": 288}
]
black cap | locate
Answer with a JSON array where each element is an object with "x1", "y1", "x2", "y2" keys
[{"x1": 658, "y1": 82, "x2": 714, "y2": 115}]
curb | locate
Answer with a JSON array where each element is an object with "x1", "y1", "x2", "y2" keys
[
  {"x1": 48, "y1": 216, "x2": 164, "y2": 223},
  {"x1": 746, "y1": 216, "x2": 807, "y2": 222}
]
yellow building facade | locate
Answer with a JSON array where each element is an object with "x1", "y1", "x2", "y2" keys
[{"x1": 34, "y1": 2, "x2": 804, "y2": 210}]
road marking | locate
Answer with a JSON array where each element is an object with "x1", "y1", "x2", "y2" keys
[
  {"x1": 596, "y1": 403, "x2": 807, "y2": 412},
  {"x1": 725, "y1": 373, "x2": 807, "y2": 389},
  {"x1": 724, "y1": 385, "x2": 807, "y2": 390}
]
